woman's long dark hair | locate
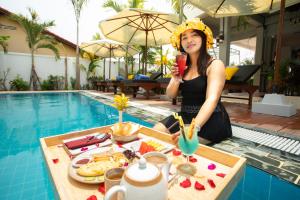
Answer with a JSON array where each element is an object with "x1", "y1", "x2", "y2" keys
[{"x1": 180, "y1": 30, "x2": 212, "y2": 77}]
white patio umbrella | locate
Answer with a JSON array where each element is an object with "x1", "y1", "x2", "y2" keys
[
  {"x1": 186, "y1": 0, "x2": 300, "y2": 17},
  {"x1": 80, "y1": 39, "x2": 138, "y2": 79},
  {"x1": 187, "y1": 0, "x2": 300, "y2": 88},
  {"x1": 99, "y1": 8, "x2": 179, "y2": 74}
]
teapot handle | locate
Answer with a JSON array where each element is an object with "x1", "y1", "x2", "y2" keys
[{"x1": 104, "y1": 185, "x2": 127, "y2": 200}]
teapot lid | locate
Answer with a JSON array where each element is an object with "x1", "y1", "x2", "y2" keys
[{"x1": 125, "y1": 157, "x2": 161, "y2": 185}]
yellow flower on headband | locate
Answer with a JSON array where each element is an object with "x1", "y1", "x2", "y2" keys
[{"x1": 170, "y1": 18, "x2": 214, "y2": 50}]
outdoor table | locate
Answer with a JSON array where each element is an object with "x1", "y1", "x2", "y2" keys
[{"x1": 40, "y1": 124, "x2": 246, "y2": 200}]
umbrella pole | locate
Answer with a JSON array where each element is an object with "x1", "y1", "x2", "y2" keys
[
  {"x1": 144, "y1": 30, "x2": 148, "y2": 74},
  {"x1": 273, "y1": 0, "x2": 285, "y2": 92},
  {"x1": 109, "y1": 46, "x2": 112, "y2": 79},
  {"x1": 103, "y1": 58, "x2": 106, "y2": 80}
]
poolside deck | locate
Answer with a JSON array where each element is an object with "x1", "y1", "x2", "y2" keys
[
  {"x1": 90, "y1": 91, "x2": 300, "y2": 139},
  {"x1": 85, "y1": 90, "x2": 300, "y2": 186}
]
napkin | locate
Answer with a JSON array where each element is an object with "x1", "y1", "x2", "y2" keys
[{"x1": 65, "y1": 134, "x2": 110, "y2": 150}]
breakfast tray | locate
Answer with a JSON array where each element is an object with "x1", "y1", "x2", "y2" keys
[{"x1": 40, "y1": 123, "x2": 246, "y2": 200}]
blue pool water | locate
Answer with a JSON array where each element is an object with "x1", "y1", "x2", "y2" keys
[{"x1": 0, "y1": 92, "x2": 299, "y2": 200}]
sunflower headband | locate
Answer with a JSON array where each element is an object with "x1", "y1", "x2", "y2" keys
[{"x1": 170, "y1": 18, "x2": 214, "y2": 50}]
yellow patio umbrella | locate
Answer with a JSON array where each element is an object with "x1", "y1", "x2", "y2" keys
[
  {"x1": 99, "y1": 8, "x2": 179, "y2": 74},
  {"x1": 186, "y1": 0, "x2": 300, "y2": 17},
  {"x1": 80, "y1": 39, "x2": 138, "y2": 79}
]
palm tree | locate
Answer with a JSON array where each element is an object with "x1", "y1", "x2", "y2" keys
[
  {"x1": 0, "y1": 35, "x2": 10, "y2": 53},
  {"x1": 102, "y1": 0, "x2": 145, "y2": 77},
  {"x1": 70, "y1": 0, "x2": 88, "y2": 90},
  {"x1": 10, "y1": 8, "x2": 60, "y2": 90},
  {"x1": 168, "y1": 0, "x2": 188, "y2": 21}
]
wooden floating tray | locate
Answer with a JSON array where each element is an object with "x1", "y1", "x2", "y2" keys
[{"x1": 40, "y1": 123, "x2": 246, "y2": 200}]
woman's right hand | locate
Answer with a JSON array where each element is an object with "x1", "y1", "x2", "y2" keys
[{"x1": 171, "y1": 63, "x2": 180, "y2": 78}]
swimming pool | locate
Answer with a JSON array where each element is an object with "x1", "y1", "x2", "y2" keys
[{"x1": 0, "y1": 92, "x2": 299, "y2": 200}]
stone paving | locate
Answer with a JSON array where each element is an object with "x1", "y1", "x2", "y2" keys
[{"x1": 83, "y1": 91, "x2": 300, "y2": 186}]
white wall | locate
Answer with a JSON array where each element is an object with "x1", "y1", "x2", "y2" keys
[
  {"x1": 0, "y1": 52, "x2": 144, "y2": 89},
  {"x1": 0, "y1": 52, "x2": 89, "y2": 89}
]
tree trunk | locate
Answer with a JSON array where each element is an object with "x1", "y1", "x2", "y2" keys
[
  {"x1": 31, "y1": 51, "x2": 37, "y2": 91},
  {"x1": 75, "y1": 19, "x2": 80, "y2": 90},
  {"x1": 65, "y1": 56, "x2": 68, "y2": 90}
]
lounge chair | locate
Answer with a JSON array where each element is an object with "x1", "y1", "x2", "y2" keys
[
  {"x1": 223, "y1": 64, "x2": 261, "y2": 109},
  {"x1": 159, "y1": 65, "x2": 261, "y2": 108},
  {"x1": 124, "y1": 72, "x2": 162, "y2": 99}
]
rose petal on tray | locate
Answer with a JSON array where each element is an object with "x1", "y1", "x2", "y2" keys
[
  {"x1": 189, "y1": 156, "x2": 197, "y2": 163},
  {"x1": 194, "y1": 181, "x2": 205, "y2": 191},
  {"x1": 87, "y1": 195, "x2": 97, "y2": 200},
  {"x1": 172, "y1": 149, "x2": 182, "y2": 156},
  {"x1": 81, "y1": 147, "x2": 88, "y2": 151},
  {"x1": 180, "y1": 178, "x2": 191, "y2": 188},
  {"x1": 52, "y1": 158, "x2": 59, "y2": 164},
  {"x1": 207, "y1": 179, "x2": 216, "y2": 188},
  {"x1": 208, "y1": 163, "x2": 216, "y2": 170},
  {"x1": 216, "y1": 173, "x2": 226, "y2": 178},
  {"x1": 98, "y1": 183, "x2": 105, "y2": 194}
]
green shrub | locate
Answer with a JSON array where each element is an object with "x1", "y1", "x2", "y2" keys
[
  {"x1": 9, "y1": 75, "x2": 29, "y2": 91},
  {"x1": 70, "y1": 77, "x2": 76, "y2": 89},
  {"x1": 41, "y1": 75, "x2": 64, "y2": 90}
]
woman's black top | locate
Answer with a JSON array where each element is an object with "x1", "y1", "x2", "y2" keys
[{"x1": 160, "y1": 62, "x2": 232, "y2": 143}]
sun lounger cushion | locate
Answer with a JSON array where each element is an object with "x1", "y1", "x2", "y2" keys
[
  {"x1": 116, "y1": 75, "x2": 125, "y2": 80},
  {"x1": 134, "y1": 74, "x2": 150, "y2": 80},
  {"x1": 226, "y1": 64, "x2": 260, "y2": 84},
  {"x1": 225, "y1": 66, "x2": 239, "y2": 80}
]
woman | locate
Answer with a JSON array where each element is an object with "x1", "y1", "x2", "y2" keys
[{"x1": 153, "y1": 18, "x2": 232, "y2": 144}]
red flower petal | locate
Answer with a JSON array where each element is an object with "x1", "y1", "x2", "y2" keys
[
  {"x1": 208, "y1": 163, "x2": 216, "y2": 170},
  {"x1": 216, "y1": 173, "x2": 226, "y2": 178},
  {"x1": 172, "y1": 149, "x2": 182, "y2": 156},
  {"x1": 81, "y1": 147, "x2": 88, "y2": 151},
  {"x1": 208, "y1": 179, "x2": 216, "y2": 188},
  {"x1": 87, "y1": 195, "x2": 97, "y2": 200},
  {"x1": 189, "y1": 156, "x2": 197, "y2": 163},
  {"x1": 52, "y1": 158, "x2": 59, "y2": 164},
  {"x1": 116, "y1": 142, "x2": 123, "y2": 148},
  {"x1": 98, "y1": 183, "x2": 105, "y2": 194},
  {"x1": 180, "y1": 178, "x2": 191, "y2": 188},
  {"x1": 194, "y1": 181, "x2": 205, "y2": 191}
]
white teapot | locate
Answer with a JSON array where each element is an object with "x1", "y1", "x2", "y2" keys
[{"x1": 105, "y1": 156, "x2": 170, "y2": 200}]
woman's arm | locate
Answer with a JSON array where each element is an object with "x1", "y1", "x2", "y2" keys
[
  {"x1": 194, "y1": 60, "x2": 226, "y2": 128},
  {"x1": 166, "y1": 77, "x2": 180, "y2": 98}
]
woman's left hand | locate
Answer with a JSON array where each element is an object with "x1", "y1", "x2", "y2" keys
[{"x1": 172, "y1": 132, "x2": 180, "y2": 146}]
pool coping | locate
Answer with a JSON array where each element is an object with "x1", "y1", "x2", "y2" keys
[{"x1": 82, "y1": 91, "x2": 300, "y2": 187}]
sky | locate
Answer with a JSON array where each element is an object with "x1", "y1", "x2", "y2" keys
[
  {"x1": 0, "y1": 0, "x2": 202, "y2": 44},
  {"x1": 0, "y1": 0, "x2": 254, "y2": 63}
]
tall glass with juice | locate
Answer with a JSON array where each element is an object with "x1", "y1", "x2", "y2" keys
[{"x1": 176, "y1": 53, "x2": 187, "y2": 82}]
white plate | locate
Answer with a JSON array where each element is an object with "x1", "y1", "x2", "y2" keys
[
  {"x1": 122, "y1": 135, "x2": 175, "y2": 157},
  {"x1": 68, "y1": 146, "x2": 124, "y2": 184}
]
